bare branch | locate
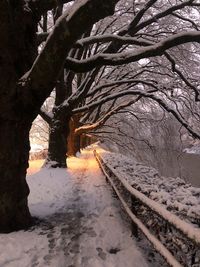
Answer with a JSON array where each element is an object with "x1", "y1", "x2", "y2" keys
[
  {"x1": 66, "y1": 31, "x2": 200, "y2": 72},
  {"x1": 39, "y1": 108, "x2": 52, "y2": 124},
  {"x1": 75, "y1": 97, "x2": 141, "y2": 135},
  {"x1": 164, "y1": 52, "x2": 200, "y2": 101},
  {"x1": 18, "y1": 0, "x2": 119, "y2": 110},
  {"x1": 75, "y1": 34, "x2": 151, "y2": 48}
]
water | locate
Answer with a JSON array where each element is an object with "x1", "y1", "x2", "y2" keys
[
  {"x1": 156, "y1": 151, "x2": 200, "y2": 188},
  {"x1": 177, "y1": 152, "x2": 200, "y2": 187}
]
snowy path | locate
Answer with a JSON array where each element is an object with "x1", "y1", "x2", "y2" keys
[{"x1": 0, "y1": 148, "x2": 149, "y2": 267}]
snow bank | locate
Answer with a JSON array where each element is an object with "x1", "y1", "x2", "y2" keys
[
  {"x1": 184, "y1": 144, "x2": 200, "y2": 155},
  {"x1": 28, "y1": 168, "x2": 73, "y2": 217},
  {"x1": 100, "y1": 151, "x2": 200, "y2": 226}
]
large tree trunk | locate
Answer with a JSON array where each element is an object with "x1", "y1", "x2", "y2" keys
[
  {"x1": 43, "y1": 68, "x2": 73, "y2": 168},
  {"x1": 44, "y1": 115, "x2": 71, "y2": 168},
  {"x1": 0, "y1": 0, "x2": 119, "y2": 232},
  {"x1": 0, "y1": 1, "x2": 38, "y2": 232},
  {"x1": 67, "y1": 132, "x2": 81, "y2": 157},
  {"x1": 67, "y1": 115, "x2": 81, "y2": 156},
  {"x1": 80, "y1": 134, "x2": 87, "y2": 149},
  {"x1": 0, "y1": 120, "x2": 33, "y2": 232}
]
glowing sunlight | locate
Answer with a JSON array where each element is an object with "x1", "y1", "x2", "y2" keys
[
  {"x1": 27, "y1": 159, "x2": 44, "y2": 175},
  {"x1": 27, "y1": 146, "x2": 108, "y2": 176}
]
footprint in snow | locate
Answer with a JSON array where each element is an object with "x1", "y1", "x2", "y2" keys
[{"x1": 96, "y1": 247, "x2": 107, "y2": 260}]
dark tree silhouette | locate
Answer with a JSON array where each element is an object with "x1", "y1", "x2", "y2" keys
[{"x1": 0, "y1": 0, "x2": 118, "y2": 232}]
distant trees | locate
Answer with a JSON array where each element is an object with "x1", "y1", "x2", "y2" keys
[{"x1": 97, "y1": 100, "x2": 190, "y2": 176}]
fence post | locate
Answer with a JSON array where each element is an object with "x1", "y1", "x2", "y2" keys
[{"x1": 131, "y1": 195, "x2": 138, "y2": 238}]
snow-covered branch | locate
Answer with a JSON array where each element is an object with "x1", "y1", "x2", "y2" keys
[
  {"x1": 76, "y1": 34, "x2": 151, "y2": 48},
  {"x1": 37, "y1": 32, "x2": 49, "y2": 45},
  {"x1": 66, "y1": 31, "x2": 200, "y2": 72},
  {"x1": 164, "y1": 52, "x2": 200, "y2": 101},
  {"x1": 87, "y1": 78, "x2": 157, "y2": 99},
  {"x1": 75, "y1": 97, "x2": 141, "y2": 135},
  {"x1": 128, "y1": 0, "x2": 158, "y2": 33},
  {"x1": 19, "y1": 0, "x2": 119, "y2": 109},
  {"x1": 39, "y1": 108, "x2": 53, "y2": 124},
  {"x1": 74, "y1": 84, "x2": 200, "y2": 140},
  {"x1": 145, "y1": 93, "x2": 200, "y2": 139},
  {"x1": 73, "y1": 87, "x2": 157, "y2": 114},
  {"x1": 132, "y1": 0, "x2": 200, "y2": 34}
]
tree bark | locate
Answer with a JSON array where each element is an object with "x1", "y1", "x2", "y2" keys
[
  {"x1": 43, "y1": 68, "x2": 73, "y2": 167},
  {"x1": 80, "y1": 134, "x2": 87, "y2": 149},
  {"x1": 44, "y1": 114, "x2": 71, "y2": 168},
  {"x1": 67, "y1": 133, "x2": 81, "y2": 157},
  {"x1": 0, "y1": 0, "x2": 38, "y2": 232},
  {"x1": 0, "y1": 0, "x2": 119, "y2": 232},
  {"x1": 0, "y1": 120, "x2": 32, "y2": 232},
  {"x1": 67, "y1": 115, "x2": 81, "y2": 156}
]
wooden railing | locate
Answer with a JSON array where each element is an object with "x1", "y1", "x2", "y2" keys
[{"x1": 94, "y1": 150, "x2": 200, "y2": 267}]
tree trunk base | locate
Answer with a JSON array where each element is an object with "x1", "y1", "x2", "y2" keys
[
  {"x1": 0, "y1": 120, "x2": 32, "y2": 233},
  {"x1": 44, "y1": 117, "x2": 69, "y2": 169},
  {"x1": 42, "y1": 158, "x2": 67, "y2": 168},
  {"x1": 0, "y1": 200, "x2": 32, "y2": 233}
]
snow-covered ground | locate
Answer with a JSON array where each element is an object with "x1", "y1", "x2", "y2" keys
[
  {"x1": 184, "y1": 144, "x2": 200, "y2": 155},
  {"x1": 30, "y1": 144, "x2": 45, "y2": 153},
  {"x1": 28, "y1": 159, "x2": 44, "y2": 175},
  {"x1": 0, "y1": 147, "x2": 150, "y2": 267},
  {"x1": 101, "y1": 151, "x2": 200, "y2": 226}
]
